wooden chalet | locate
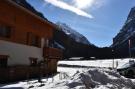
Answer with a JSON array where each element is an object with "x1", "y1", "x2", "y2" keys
[{"x1": 0, "y1": 0, "x2": 62, "y2": 83}]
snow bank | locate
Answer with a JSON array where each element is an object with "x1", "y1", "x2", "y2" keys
[{"x1": 49, "y1": 68, "x2": 135, "y2": 89}]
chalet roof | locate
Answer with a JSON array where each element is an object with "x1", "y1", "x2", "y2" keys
[
  {"x1": 5, "y1": 0, "x2": 56, "y2": 29},
  {"x1": 12, "y1": 0, "x2": 47, "y2": 20}
]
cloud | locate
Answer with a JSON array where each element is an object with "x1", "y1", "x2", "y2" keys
[
  {"x1": 72, "y1": 0, "x2": 95, "y2": 9},
  {"x1": 43, "y1": 0, "x2": 93, "y2": 19},
  {"x1": 73, "y1": 0, "x2": 107, "y2": 10}
]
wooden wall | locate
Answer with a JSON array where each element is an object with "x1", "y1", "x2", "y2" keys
[{"x1": 0, "y1": 0, "x2": 54, "y2": 47}]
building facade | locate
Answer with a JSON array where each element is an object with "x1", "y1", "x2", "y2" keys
[{"x1": 0, "y1": 0, "x2": 62, "y2": 82}]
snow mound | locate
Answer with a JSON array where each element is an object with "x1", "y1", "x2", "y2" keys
[{"x1": 50, "y1": 68, "x2": 135, "y2": 89}]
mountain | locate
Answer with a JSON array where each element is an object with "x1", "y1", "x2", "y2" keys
[
  {"x1": 53, "y1": 23, "x2": 96, "y2": 58},
  {"x1": 56, "y1": 23, "x2": 91, "y2": 45},
  {"x1": 112, "y1": 6, "x2": 135, "y2": 58}
]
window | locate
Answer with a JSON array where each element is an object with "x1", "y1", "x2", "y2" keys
[
  {"x1": 29, "y1": 57, "x2": 38, "y2": 66},
  {"x1": 31, "y1": 35, "x2": 39, "y2": 47},
  {"x1": 27, "y1": 32, "x2": 40, "y2": 47},
  {"x1": 0, "y1": 55, "x2": 8, "y2": 68},
  {"x1": 0, "y1": 25, "x2": 11, "y2": 38}
]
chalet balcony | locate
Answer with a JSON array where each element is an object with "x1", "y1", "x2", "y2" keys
[{"x1": 43, "y1": 47, "x2": 63, "y2": 59}]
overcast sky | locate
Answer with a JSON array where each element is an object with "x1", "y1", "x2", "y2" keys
[{"x1": 28, "y1": 0, "x2": 135, "y2": 47}]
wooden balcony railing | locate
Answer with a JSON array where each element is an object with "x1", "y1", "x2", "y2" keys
[{"x1": 43, "y1": 47, "x2": 63, "y2": 59}]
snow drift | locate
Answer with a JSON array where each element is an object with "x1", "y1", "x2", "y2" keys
[{"x1": 50, "y1": 68, "x2": 135, "y2": 89}]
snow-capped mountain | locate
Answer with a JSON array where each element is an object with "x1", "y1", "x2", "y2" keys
[
  {"x1": 112, "y1": 6, "x2": 135, "y2": 58},
  {"x1": 54, "y1": 23, "x2": 96, "y2": 58},
  {"x1": 57, "y1": 22, "x2": 90, "y2": 45}
]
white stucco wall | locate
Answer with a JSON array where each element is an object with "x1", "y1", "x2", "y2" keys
[{"x1": 0, "y1": 40, "x2": 44, "y2": 66}]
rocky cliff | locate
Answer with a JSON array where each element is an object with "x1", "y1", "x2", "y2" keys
[{"x1": 112, "y1": 7, "x2": 135, "y2": 58}]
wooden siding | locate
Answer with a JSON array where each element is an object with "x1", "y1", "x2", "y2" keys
[{"x1": 0, "y1": 0, "x2": 53, "y2": 47}]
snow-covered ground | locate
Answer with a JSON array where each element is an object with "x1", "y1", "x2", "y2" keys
[
  {"x1": 58, "y1": 58, "x2": 135, "y2": 68},
  {"x1": 1, "y1": 58, "x2": 135, "y2": 89}
]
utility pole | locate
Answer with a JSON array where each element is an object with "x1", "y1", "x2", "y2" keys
[
  {"x1": 112, "y1": 49, "x2": 114, "y2": 68},
  {"x1": 128, "y1": 39, "x2": 131, "y2": 58}
]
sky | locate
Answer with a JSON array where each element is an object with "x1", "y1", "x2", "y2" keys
[{"x1": 27, "y1": 0, "x2": 135, "y2": 47}]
